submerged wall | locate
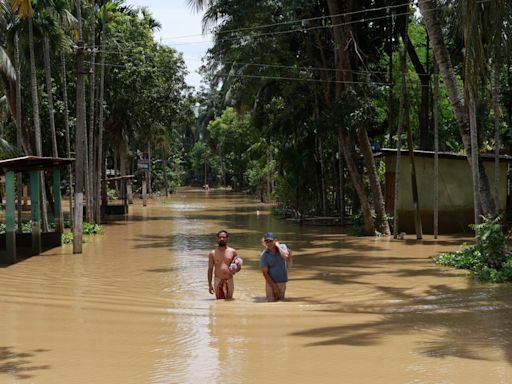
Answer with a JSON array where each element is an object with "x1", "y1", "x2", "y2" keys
[{"x1": 384, "y1": 154, "x2": 508, "y2": 234}]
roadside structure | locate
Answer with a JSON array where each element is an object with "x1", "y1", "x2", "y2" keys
[
  {"x1": 377, "y1": 149, "x2": 512, "y2": 234},
  {"x1": 0, "y1": 156, "x2": 73, "y2": 264}
]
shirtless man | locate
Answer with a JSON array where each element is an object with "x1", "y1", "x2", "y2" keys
[{"x1": 208, "y1": 230, "x2": 241, "y2": 299}]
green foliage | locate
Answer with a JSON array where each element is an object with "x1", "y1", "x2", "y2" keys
[
  {"x1": 21, "y1": 221, "x2": 32, "y2": 233},
  {"x1": 207, "y1": 107, "x2": 257, "y2": 189},
  {"x1": 107, "y1": 188, "x2": 118, "y2": 201},
  {"x1": 436, "y1": 245, "x2": 481, "y2": 269},
  {"x1": 434, "y1": 218, "x2": 512, "y2": 283},
  {"x1": 189, "y1": 141, "x2": 220, "y2": 185},
  {"x1": 62, "y1": 232, "x2": 73, "y2": 244},
  {"x1": 82, "y1": 222, "x2": 103, "y2": 235}
]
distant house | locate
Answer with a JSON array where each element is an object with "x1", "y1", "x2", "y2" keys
[{"x1": 376, "y1": 149, "x2": 512, "y2": 234}]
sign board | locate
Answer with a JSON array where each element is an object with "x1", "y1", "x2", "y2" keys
[{"x1": 137, "y1": 159, "x2": 150, "y2": 170}]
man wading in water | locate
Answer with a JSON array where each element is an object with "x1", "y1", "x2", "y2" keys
[
  {"x1": 260, "y1": 232, "x2": 291, "y2": 301},
  {"x1": 208, "y1": 230, "x2": 242, "y2": 299}
]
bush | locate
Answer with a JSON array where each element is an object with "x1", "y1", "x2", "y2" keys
[
  {"x1": 83, "y1": 223, "x2": 103, "y2": 235},
  {"x1": 434, "y1": 217, "x2": 512, "y2": 283},
  {"x1": 62, "y1": 232, "x2": 74, "y2": 244}
]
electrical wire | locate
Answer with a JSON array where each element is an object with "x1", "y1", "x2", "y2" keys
[
  {"x1": 84, "y1": 4, "x2": 436, "y2": 50},
  {"x1": 83, "y1": 60, "x2": 436, "y2": 88}
]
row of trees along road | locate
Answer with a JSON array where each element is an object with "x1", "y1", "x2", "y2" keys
[
  {"x1": 0, "y1": 0, "x2": 193, "y2": 253},
  {"x1": 188, "y1": 0, "x2": 512, "y2": 241},
  {"x1": 1, "y1": 0, "x2": 512, "y2": 247}
]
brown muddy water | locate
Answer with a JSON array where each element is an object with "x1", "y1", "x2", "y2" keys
[{"x1": 1, "y1": 188, "x2": 511, "y2": 383}]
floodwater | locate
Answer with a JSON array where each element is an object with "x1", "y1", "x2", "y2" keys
[{"x1": 1, "y1": 188, "x2": 511, "y2": 384}]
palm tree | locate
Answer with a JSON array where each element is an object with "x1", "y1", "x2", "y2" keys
[
  {"x1": 95, "y1": 0, "x2": 109, "y2": 223},
  {"x1": 418, "y1": 0, "x2": 497, "y2": 222},
  {"x1": 73, "y1": 0, "x2": 86, "y2": 253},
  {"x1": 11, "y1": 0, "x2": 40, "y2": 154},
  {"x1": 38, "y1": 1, "x2": 75, "y2": 159},
  {"x1": 12, "y1": 0, "x2": 50, "y2": 232}
]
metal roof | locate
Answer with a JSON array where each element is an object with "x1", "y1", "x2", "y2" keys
[
  {"x1": 0, "y1": 156, "x2": 74, "y2": 173},
  {"x1": 375, "y1": 148, "x2": 512, "y2": 161}
]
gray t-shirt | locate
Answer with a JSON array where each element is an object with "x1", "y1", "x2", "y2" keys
[{"x1": 260, "y1": 244, "x2": 289, "y2": 283}]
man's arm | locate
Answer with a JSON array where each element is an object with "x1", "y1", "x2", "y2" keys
[
  {"x1": 261, "y1": 266, "x2": 281, "y2": 299},
  {"x1": 275, "y1": 241, "x2": 290, "y2": 261},
  {"x1": 208, "y1": 252, "x2": 214, "y2": 294}
]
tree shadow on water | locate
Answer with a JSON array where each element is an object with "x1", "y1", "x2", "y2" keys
[
  {"x1": 289, "y1": 284, "x2": 512, "y2": 365},
  {"x1": 0, "y1": 346, "x2": 50, "y2": 380}
]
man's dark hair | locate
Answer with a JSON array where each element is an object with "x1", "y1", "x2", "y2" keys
[{"x1": 217, "y1": 230, "x2": 229, "y2": 237}]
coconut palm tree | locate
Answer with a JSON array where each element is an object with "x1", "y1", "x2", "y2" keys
[
  {"x1": 0, "y1": 2, "x2": 15, "y2": 81},
  {"x1": 12, "y1": 0, "x2": 51, "y2": 232},
  {"x1": 418, "y1": 0, "x2": 498, "y2": 222},
  {"x1": 73, "y1": 0, "x2": 86, "y2": 253}
]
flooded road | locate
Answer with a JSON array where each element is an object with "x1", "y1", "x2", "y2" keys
[{"x1": 1, "y1": 188, "x2": 511, "y2": 383}]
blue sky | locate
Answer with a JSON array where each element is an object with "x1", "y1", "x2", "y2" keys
[{"x1": 124, "y1": 0, "x2": 212, "y2": 89}]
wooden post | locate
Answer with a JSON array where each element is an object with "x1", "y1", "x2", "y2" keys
[
  {"x1": 23, "y1": 183, "x2": 29, "y2": 210},
  {"x1": 127, "y1": 181, "x2": 133, "y2": 204},
  {"x1": 142, "y1": 175, "x2": 147, "y2": 207},
  {"x1": 30, "y1": 171, "x2": 41, "y2": 255},
  {"x1": 5, "y1": 171, "x2": 16, "y2": 263},
  {"x1": 433, "y1": 67, "x2": 439, "y2": 239},
  {"x1": 53, "y1": 170, "x2": 63, "y2": 237}
]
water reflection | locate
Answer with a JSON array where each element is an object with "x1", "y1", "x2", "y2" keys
[{"x1": 0, "y1": 188, "x2": 511, "y2": 383}]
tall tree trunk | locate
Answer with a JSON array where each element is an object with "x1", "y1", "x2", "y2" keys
[
  {"x1": 387, "y1": 6, "x2": 395, "y2": 147},
  {"x1": 43, "y1": 34, "x2": 58, "y2": 158},
  {"x1": 88, "y1": 5, "x2": 96, "y2": 224},
  {"x1": 340, "y1": 128, "x2": 374, "y2": 235},
  {"x1": 96, "y1": 16, "x2": 106, "y2": 223},
  {"x1": 357, "y1": 127, "x2": 390, "y2": 235},
  {"x1": 492, "y1": 67, "x2": 501, "y2": 210},
  {"x1": 403, "y1": 14, "x2": 423, "y2": 239},
  {"x1": 61, "y1": 51, "x2": 73, "y2": 227},
  {"x1": 317, "y1": 137, "x2": 327, "y2": 216},
  {"x1": 28, "y1": 19, "x2": 41, "y2": 156},
  {"x1": 28, "y1": 18, "x2": 49, "y2": 232},
  {"x1": 337, "y1": 134, "x2": 345, "y2": 221},
  {"x1": 418, "y1": 0, "x2": 496, "y2": 219},
  {"x1": 327, "y1": 0, "x2": 376, "y2": 235},
  {"x1": 147, "y1": 142, "x2": 152, "y2": 196},
  {"x1": 467, "y1": 85, "x2": 481, "y2": 229},
  {"x1": 162, "y1": 154, "x2": 168, "y2": 196},
  {"x1": 398, "y1": 8, "x2": 431, "y2": 150},
  {"x1": 14, "y1": 31, "x2": 24, "y2": 233},
  {"x1": 14, "y1": 32, "x2": 24, "y2": 155},
  {"x1": 433, "y1": 65, "x2": 440, "y2": 238},
  {"x1": 73, "y1": 0, "x2": 86, "y2": 253},
  {"x1": 393, "y1": 32, "x2": 408, "y2": 239}
]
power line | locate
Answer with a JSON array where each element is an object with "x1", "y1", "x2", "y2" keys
[
  {"x1": 84, "y1": 60, "x2": 436, "y2": 88},
  {"x1": 215, "y1": 2, "x2": 411, "y2": 36},
  {"x1": 107, "y1": 3, "x2": 412, "y2": 43},
  {"x1": 85, "y1": 59, "x2": 388, "y2": 76},
  {"x1": 85, "y1": 5, "x2": 434, "y2": 50}
]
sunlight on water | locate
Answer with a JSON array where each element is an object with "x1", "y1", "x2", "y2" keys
[{"x1": 0, "y1": 188, "x2": 511, "y2": 383}]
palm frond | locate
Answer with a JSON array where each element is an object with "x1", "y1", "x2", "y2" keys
[
  {"x1": 0, "y1": 137, "x2": 21, "y2": 160},
  {"x1": 186, "y1": 0, "x2": 208, "y2": 13},
  {"x1": 0, "y1": 46, "x2": 15, "y2": 80},
  {"x1": 11, "y1": 0, "x2": 34, "y2": 19}
]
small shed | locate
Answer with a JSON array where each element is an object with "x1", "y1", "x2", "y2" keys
[
  {"x1": 102, "y1": 175, "x2": 134, "y2": 215},
  {"x1": 0, "y1": 156, "x2": 74, "y2": 264},
  {"x1": 377, "y1": 149, "x2": 512, "y2": 234}
]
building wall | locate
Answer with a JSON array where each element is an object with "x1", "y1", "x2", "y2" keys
[{"x1": 385, "y1": 155, "x2": 508, "y2": 233}]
